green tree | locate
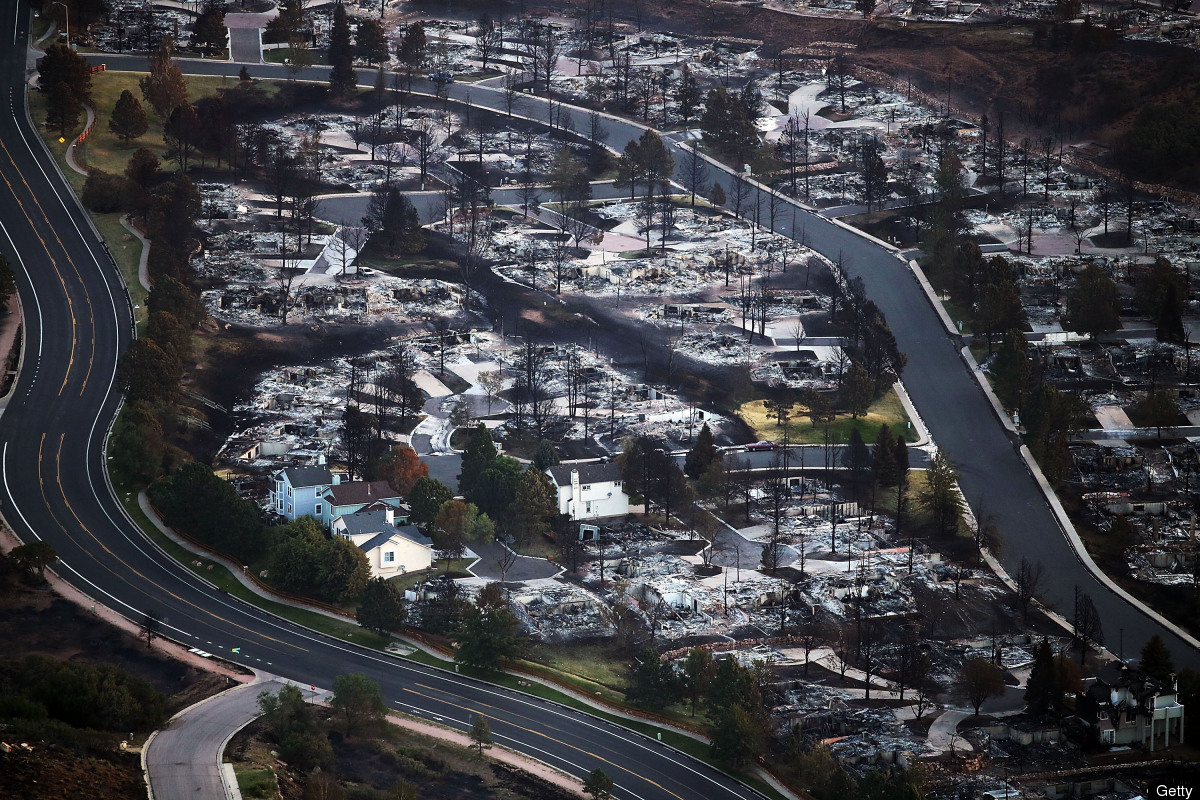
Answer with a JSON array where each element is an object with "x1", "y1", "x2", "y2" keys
[
  {"x1": 108, "y1": 89, "x2": 149, "y2": 144},
  {"x1": 37, "y1": 44, "x2": 92, "y2": 101},
  {"x1": 126, "y1": 146, "x2": 160, "y2": 188},
  {"x1": 355, "y1": 18, "x2": 389, "y2": 65},
  {"x1": 190, "y1": 2, "x2": 228, "y2": 56},
  {"x1": 684, "y1": 423, "x2": 718, "y2": 478},
  {"x1": 357, "y1": 576, "x2": 407, "y2": 635},
  {"x1": 682, "y1": 647, "x2": 715, "y2": 716},
  {"x1": 920, "y1": 449, "x2": 963, "y2": 538},
  {"x1": 473, "y1": 456, "x2": 524, "y2": 520},
  {"x1": 455, "y1": 604, "x2": 525, "y2": 670},
  {"x1": 532, "y1": 439, "x2": 559, "y2": 470},
  {"x1": 140, "y1": 37, "x2": 189, "y2": 118},
  {"x1": 395, "y1": 22, "x2": 426, "y2": 86},
  {"x1": 409, "y1": 477, "x2": 453, "y2": 525},
  {"x1": 110, "y1": 401, "x2": 168, "y2": 481},
  {"x1": 257, "y1": 684, "x2": 333, "y2": 770},
  {"x1": 508, "y1": 468, "x2": 557, "y2": 549},
  {"x1": 1140, "y1": 634, "x2": 1175, "y2": 683},
  {"x1": 148, "y1": 310, "x2": 192, "y2": 362},
  {"x1": 1064, "y1": 264, "x2": 1120, "y2": 340},
  {"x1": 45, "y1": 81, "x2": 82, "y2": 137},
  {"x1": 470, "y1": 713, "x2": 493, "y2": 755},
  {"x1": 433, "y1": 500, "x2": 494, "y2": 558},
  {"x1": 955, "y1": 657, "x2": 1005, "y2": 716},
  {"x1": 458, "y1": 423, "x2": 498, "y2": 498},
  {"x1": 117, "y1": 337, "x2": 181, "y2": 404},
  {"x1": 327, "y1": 3, "x2": 357, "y2": 97},
  {"x1": 331, "y1": 673, "x2": 386, "y2": 735},
  {"x1": 991, "y1": 329, "x2": 1031, "y2": 412},
  {"x1": 81, "y1": 171, "x2": 129, "y2": 213},
  {"x1": 0, "y1": 252, "x2": 16, "y2": 311},
  {"x1": 873, "y1": 424, "x2": 897, "y2": 487},
  {"x1": 626, "y1": 646, "x2": 682, "y2": 710},
  {"x1": 706, "y1": 657, "x2": 768, "y2": 765},
  {"x1": 582, "y1": 769, "x2": 615, "y2": 800},
  {"x1": 700, "y1": 87, "x2": 759, "y2": 162},
  {"x1": 840, "y1": 363, "x2": 872, "y2": 418},
  {"x1": 146, "y1": 274, "x2": 204, "y2": 327},
  {"x1": 1023, "y1": 384, "x2": 1085, "y2": 485},
  {"x1": 1134, "y1": 389, "x2": 1180, "y2": 438},
  {"x1": 9, "y1": 541, "x2": 57, "y2": 579},
  {"x1": 319, "y1": 535, "x2": 371, "y2": 603}
]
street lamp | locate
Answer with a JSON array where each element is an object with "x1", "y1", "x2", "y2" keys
[{"x1": 51, "y1": 1, "x2": 69, "y2": 46}]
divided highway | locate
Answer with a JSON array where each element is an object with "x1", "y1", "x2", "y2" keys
[
  {"x1": 0, "y1": 16, "x2": 1196, "y2": 800},
  {"x1": 0, "y1": 9, "x2": 765, "y2": 800}
]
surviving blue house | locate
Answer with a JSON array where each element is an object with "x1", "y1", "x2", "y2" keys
[{"x1": 269, "y1": 464, "x2": 338, "y2": 521}]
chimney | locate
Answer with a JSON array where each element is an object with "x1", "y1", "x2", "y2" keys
[
  {"x1": 385, "y1": 507, "x2": 394, "y2": 526},
  {"x1": 317, "y1": 453, "x2": 326, "y2": 466}
]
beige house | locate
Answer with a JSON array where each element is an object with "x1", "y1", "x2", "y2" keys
[{"x1": 332, "y1": 507, "x2": 433, "y2": 578}]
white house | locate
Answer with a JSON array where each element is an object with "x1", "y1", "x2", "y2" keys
[
  {"x1": 546, "y1": 463, "x2": 628, "y2": 521},
  {"x1": 317, "y1": 480, "x2": 408, "y2": 529},
  {"x1": 269, "y1": 464, "x2": 338, "y2": 521},
  {"x1": 331, "y1": 507, "x2": 433, "y2": 578}
]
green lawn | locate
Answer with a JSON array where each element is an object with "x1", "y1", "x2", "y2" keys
[
  {"x1": 740, "y1": 386, "x2": 916, "y2": 445},
  {"x1": 235, "y1": 767, "x2": 278, "y2": 800}
]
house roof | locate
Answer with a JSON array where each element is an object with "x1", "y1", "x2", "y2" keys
[
  {"x1": 278, "y1": 465, "x2": 333, "y2": 489},
  {"x1": 547, "y1": 462, "x2": 623, "y2": 487},
  {"x1": 339, "y1": 509, "x2": 393, "y2": 538},
  {"x1": 326, "y1": 480, "x2": 400, "y2": 507},
  {"x1": 356, "y1": 523, "x2": 435, "y2": 554}
]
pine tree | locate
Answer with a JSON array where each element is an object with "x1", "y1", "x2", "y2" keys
[
  {"x1": 469, "y1": 714, "x2": 493, "y2": 755},
  {"x1": 140, "y1": 37, "x2": 189, "y2": 118},
  {"x1": 532, "y1": 439, "x2": 559, "y2": 470},
  {"x1": 684, "y1": 423, "x2": 718, "y2": 478},
  {"x1": 873, "y1": 424, "x2": 897, "y2": 486},
  {"x1": 458, "y1": 423, "x2": 498, "y2": 498},
  {"x1": 37, "y1": 44, "x2": 92, "y2": 102},
  {"x1": 356, "y1": 577, "x2": 407, "y2": 635},
  {"x1": 1140, "y1": 634, "x2": 1175, "y2": 683},
  {"x1": 1024, "y1": 638, "x2": 1055, "y2": 714},
  {"x1": 45, "y1": 81, "x2": 82, "y2": 137},
  {"x1": 327, "y1": 3, "x2": 358, "y2": 97},
  {"x1": 108, "y1": 89, "x2": 149, "y2": 144}
]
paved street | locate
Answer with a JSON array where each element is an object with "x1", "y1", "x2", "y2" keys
[{"x1": 145, "y1": 678, "x2": 295, "y2": 800}]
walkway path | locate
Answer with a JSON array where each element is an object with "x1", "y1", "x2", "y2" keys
[
  {"x1": 145, "y1": 675, "x2": 291, "y2": 800},
  {"x1": 64, "y1": 103, "x2": 93, "y2": 176},
  {"x1": 926, "y1": 709, "x2": 973, "y2": 755},
  {"x1": 119, "y1": 214, "x2": 152, "y2": 290}
]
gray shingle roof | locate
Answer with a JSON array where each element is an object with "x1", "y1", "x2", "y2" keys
[
  {"x1": 279, "y1": 465, "x2": 333, "y2": 489},
  {"x1": 354, "y1": 522, "x2": 435, "y2": 554},
  {"x1": 547, "y1": 462, "x2": 622, "y2": 487}
]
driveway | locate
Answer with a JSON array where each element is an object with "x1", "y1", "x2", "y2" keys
[{"x1": 470, "y1": 540, "x2": 562, "y2": 582}]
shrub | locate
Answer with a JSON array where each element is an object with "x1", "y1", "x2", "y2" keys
[{"x1": 81, "y1": 171, "x2": 129, "y2": 213}]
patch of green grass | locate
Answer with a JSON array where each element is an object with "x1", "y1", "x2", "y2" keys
[
  {"x1": 400, "y1": 649, "x2": 784, "y2": 799},
  {"x1": 386, "y1": 559, "x2": 473, "y2": 592},
  {"x1": 91, "y1": 212, "x2": 147, "y2": 326},
  {"x1": 235, "y1": 767, "x2": 278, "y2": 800},
  {"x1": 740, "y1": 386, "x2": 915, "y2": 445},
  {"x1": 528, "y1": 642, "x2": 627, "y2": 690}
]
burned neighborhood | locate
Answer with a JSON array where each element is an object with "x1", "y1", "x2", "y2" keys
[{"x1": 8, "y1": 0, "x2": 1200, "y2": 798}]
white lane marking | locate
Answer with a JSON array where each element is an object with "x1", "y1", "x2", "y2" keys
[{"x1": 0, "y1": 216, "x2": 44, "y2": 360}]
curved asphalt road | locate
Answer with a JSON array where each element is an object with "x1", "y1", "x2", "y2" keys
[
  {"x1": 0, "y1": 11, "x2": 766, "y2": 800},
  {"x1": 84, "y1": 51, "x2": 1200, "y2": 666},
  {"x1": 2, "y1": 24, "x2": 1196, "y2": 799}
]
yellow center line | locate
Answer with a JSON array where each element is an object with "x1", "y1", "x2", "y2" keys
[
  {"x1": 36, "y1": 433, "x2": 305, "y2": 653},
  {"x1": 402, "y1": 686, "x2": 685, "y2": 800},
  {"x1": 0, "y1": 137, "x2": 99, "y2": 393}
]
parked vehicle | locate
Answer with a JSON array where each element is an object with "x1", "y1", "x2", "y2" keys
[{"x1": 745, "y1": 441, "x2": 777, "y2": 452}]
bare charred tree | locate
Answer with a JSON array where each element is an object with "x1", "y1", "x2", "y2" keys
[
  {"x1": 681, "y1": 145, "x2": 709, "y2": 209},
  {"x1": 1015, "y1": 558, "x2": 1044, "y2": 620},
  {"x1": 549, "y1": 236, "x2": 572, "y2": 294},
  {"x1": 1073, "y1": 587, "x2": 1104, "y2": 665}
]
